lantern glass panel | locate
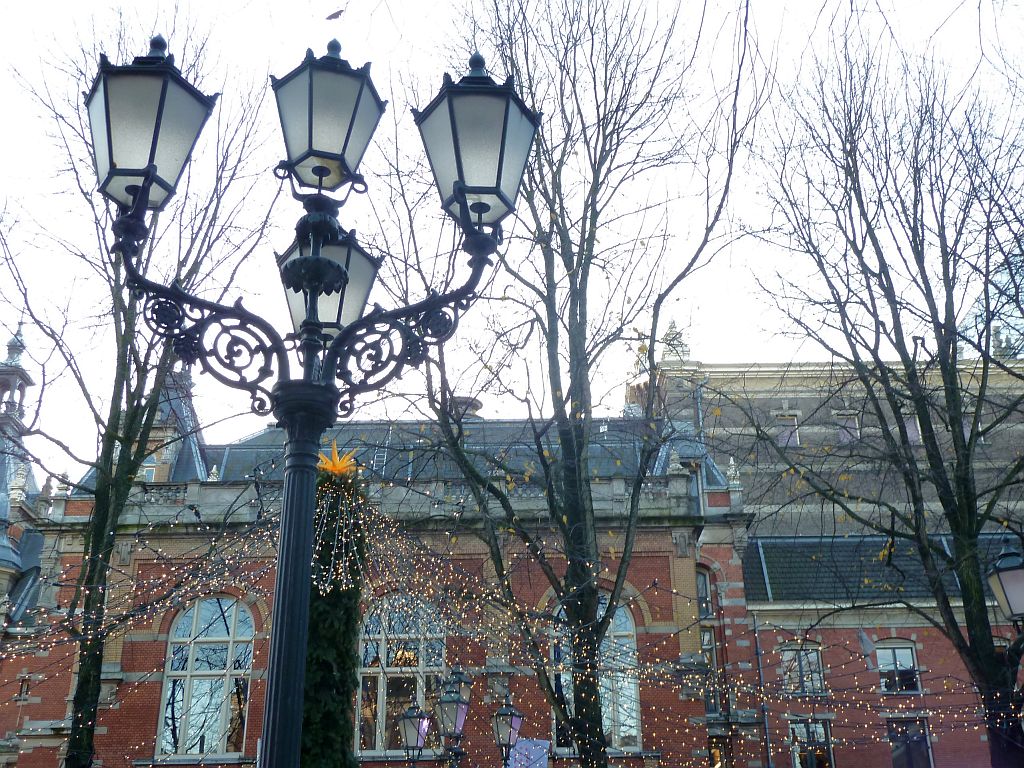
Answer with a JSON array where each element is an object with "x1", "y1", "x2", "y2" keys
[
  {"x1": 499, "y1": 105, "x2": 537, "y2": 205},
  {"x1": 418, "y1": 103, "x2": 458, "y2": 206},
  {"x1": 87, "y1": 84, "x2": 111, "y2": 190},
  {"x1": 347, "y1": 83, "x2": 384, "y2": 175},
  {"x1": 106, "y1": 73, "x2": 163, "y2": 170},
  {"x1": 999, "y1": 566, "x2": 1024, "y2": 618},
  {"x1": 452, "y1": 93, "x2": 506, "y2": 187},
  {"x1": 154, "y1": 80, "x2": 215, "y2": 192},
  {"x1": 277, "y1": 242, "x2": 308, "y2": 335},
  {"x1": 335, "y1": 244, "x2": 379, "y2": 329},
  {"x1": 274, "y1": 70, "x2": 312, "y2": 168}
]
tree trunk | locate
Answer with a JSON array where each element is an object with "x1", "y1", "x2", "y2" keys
[
  {"x1": 64, "y1": 474, "x2": 130, "y2": 768},
  {"x1": 569, "y1": 621, "x2": 609, "y2": 768}
]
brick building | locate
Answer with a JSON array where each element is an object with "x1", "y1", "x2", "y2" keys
[
  {"x1": 0, "y1": 348, "x2": 739, "y2": 767},
  {"x1": 659, "y1": 351, "x2": 1024, "y2": 768}
]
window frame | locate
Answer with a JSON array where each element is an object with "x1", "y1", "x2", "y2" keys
[
  {"x1": 887, "y1": 717, "x2": 934, "y2": 768},
  {"x1": 696, "y1": 570, "x2": 714, "y2": 620},
  {"x1": 157, "y1": 596, "x2": 255, "y2": 758},
  {"x1": 876, "y1": 644, "x2": 921, "y2": 694},
  {"x1": 789, "y1": 718, "x2": 834, "y2": 768},
  {"x1": 780, "y1": 645, "x2": 826, "y2": 696},
  {"x1": 357, "y1": 594, "x2": 446, "y2": 756},
  {"x1": 774, "y1": 413, "x2": 801, "y2": 448}
]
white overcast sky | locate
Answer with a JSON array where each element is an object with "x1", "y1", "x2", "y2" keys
[{"x1": 0, "y1": 0, "x2": 1019, "y2": 474}]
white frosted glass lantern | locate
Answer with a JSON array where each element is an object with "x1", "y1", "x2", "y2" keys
[
  {"x1": 276, "y1": 228, "x2": 380, "y2": 339},
  {"x1": 271, "y1": 40, "x2": 387, "y2": 190},
  {"x1": 85, "y1": 36, "x2": 217, "y2": 211},
  {"x1": 397, "y1": 701, "x2": 431, "y2": 762},
  {"x1": 414, "y1": 53, "x2": 540, "y2": 228},
  {"x1": 988, "y1": 546, "x2": 1024, "y2": 621},
  {"x1": 438, "y1": 669, "x2": 473, "y2": 739},
  {"x1": 492, "y1": 693, "x2": 524, "y2": 766}
]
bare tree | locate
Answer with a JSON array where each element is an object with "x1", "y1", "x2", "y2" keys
[
  {"x1": 733, "y1": 31, "x2": 1024, "y2": 767},
  {"x1": 359, "y1": 1, "x2": 761, "y2": 766},
  {"x1": 0, "y1": 22, "x2": 278, "y2": 768}
]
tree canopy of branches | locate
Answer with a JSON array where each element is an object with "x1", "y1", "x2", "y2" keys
[
  {"x1": 753, "y1": 32, "x2": 1024, "y2": 767},
  {"x1": 0, "y1": 22, "x2": 277, "y2": 768},
  {"x1": 361, "y1": 1, "x2": 760, "y2": 766}
]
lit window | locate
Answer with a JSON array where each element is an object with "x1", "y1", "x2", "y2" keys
[
  {"x1": 358, "y1": 594, "x2": 444, "y2": 753},
  {"x1": 877, "y1": 645, "x2": 920, "y2": 693},
  {"x1": 775, "y1": 414, "x2": 800, "y2": 448},
  {"x1": 708, "y1": 734, "x2": 733, "y2": 767},
  {"x1": 159, "y1": 597, "x2": 254, "y2": 756},
  {"x1": 790, "y1": 719, "x2": 834, "y2": 767},
  {"x1": 888, "y1": 718, "x2": 932, "y2": 768},
  {"x1": 554, "y1": 595, "x2": 640, "y2": 750},
  {"x1": 697, "y1": 570, "x2": 713, "y2": 619},
  {"x1": 780, "y1": 646, "x2": 825, "y2": 695}
]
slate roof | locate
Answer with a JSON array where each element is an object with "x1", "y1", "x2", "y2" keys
[
  {"x1": 743, "y1": 534, "x2": 1007, "y2": 603},
  {"x1": 204, "y1": 416, "x2": 718, "y2": 485}
]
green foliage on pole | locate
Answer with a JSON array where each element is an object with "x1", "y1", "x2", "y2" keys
[{"x1": 302, "y1": 446, "x2": 365, "y2": 768}]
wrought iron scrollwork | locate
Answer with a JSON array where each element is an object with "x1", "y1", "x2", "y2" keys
[{"x1": 114, "y1": 171, "x2": 290, "y2": 415}]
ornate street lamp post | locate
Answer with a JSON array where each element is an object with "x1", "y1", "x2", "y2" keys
[{"x1": 86, "y1": 36, "x2": 538, "y2": 768}]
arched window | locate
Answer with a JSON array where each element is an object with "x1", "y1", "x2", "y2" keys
[
  {"x1": 358, "y1": 594, "x2": 445, "y2": 753},
  {"x1": 553, "y1": 594, "x2": 640, "y2": 750},
  {"x1": 159, "y1": 597, "x2": 255, "y2": 757}
]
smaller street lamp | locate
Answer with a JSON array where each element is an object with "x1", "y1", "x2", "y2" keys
[
  {"x1": 398, "y1": 699, "x2": 432, "y2": 766},
  {"x1": 492, "y1": 693, "x2": 524, "y2": 768},
  {"x1": 437, "y1": 668, "x2": 473, "y2": 768},
  {"x1": 988, "y1": 544, "x2": 1024, "y2": 623}
]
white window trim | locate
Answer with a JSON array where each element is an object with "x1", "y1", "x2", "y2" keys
[
  {"x1": 157, "y1": 597, "x2": 254, "y2": 759},
  {"x1": 357, "y1": 595, "x2": 446, "y2": 757},
  {"x1": 875, "y1": 642, "x2": 922, "y2": 695}
]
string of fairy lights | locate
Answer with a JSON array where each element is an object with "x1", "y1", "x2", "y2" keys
[{"x1": 0, "y1": 450, "x2": 1018, "y2": 766}]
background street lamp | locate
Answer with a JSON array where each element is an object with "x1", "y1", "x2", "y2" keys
[
  {"x1": 437, "y1": 668, "x2": 473, "y2": 768},
  {"x1": 86, "y1": 36, "x2": 538, "y2": 768},
  {"x1": 492, "y1": 693, "x2": 525, "y2": 768},
  {"x1": 988, "y1": 544, "x2": 1024, "y2": 627},
  {"x1": 398, "y1": 699, "x2": 432, "y2": 766}
]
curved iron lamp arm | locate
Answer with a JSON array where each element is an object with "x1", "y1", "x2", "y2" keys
[
  {"x1": 112, "y1": 167, "x2": 291, "y2": 415},
  {"x1": 324, "y1": 224, "x2": 496, "y2": 418},
  {"x1": 112, "y1": 168, "x2": 499, "y2": 419}
]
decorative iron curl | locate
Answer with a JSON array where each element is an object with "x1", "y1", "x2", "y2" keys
[{"x1": 115, "y1": 194, "x2": 290, "y2": 414}]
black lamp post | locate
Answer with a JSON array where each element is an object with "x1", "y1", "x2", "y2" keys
[
  {"x1": 492, "y1": 694, "x2": 524, "y2": 768},
  {"x1": 437, "y1": 668, "x2": 473, "y2": 768},
  {"x1": 85, "y1": 36, "x2": 538, "y2": 768}
]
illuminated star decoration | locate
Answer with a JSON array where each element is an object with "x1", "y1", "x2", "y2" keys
[{"x1": 317, "y1": 441, "x2": 357, "y2": 477}]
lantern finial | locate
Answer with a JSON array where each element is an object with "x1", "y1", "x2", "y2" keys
[
  {"x1": 327, "y1": 39, "x2": 342, "y2": 58},
  {"x1": 468, "y1": 51, "x2": 486, "y2": 76},
  {"x1": 148, "y1": 35, "x2": 168, "y2": 59}
]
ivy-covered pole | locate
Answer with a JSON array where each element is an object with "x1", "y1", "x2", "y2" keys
[{"x1": 302, "y1": 443, "x2": 365, "y2": 768}]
